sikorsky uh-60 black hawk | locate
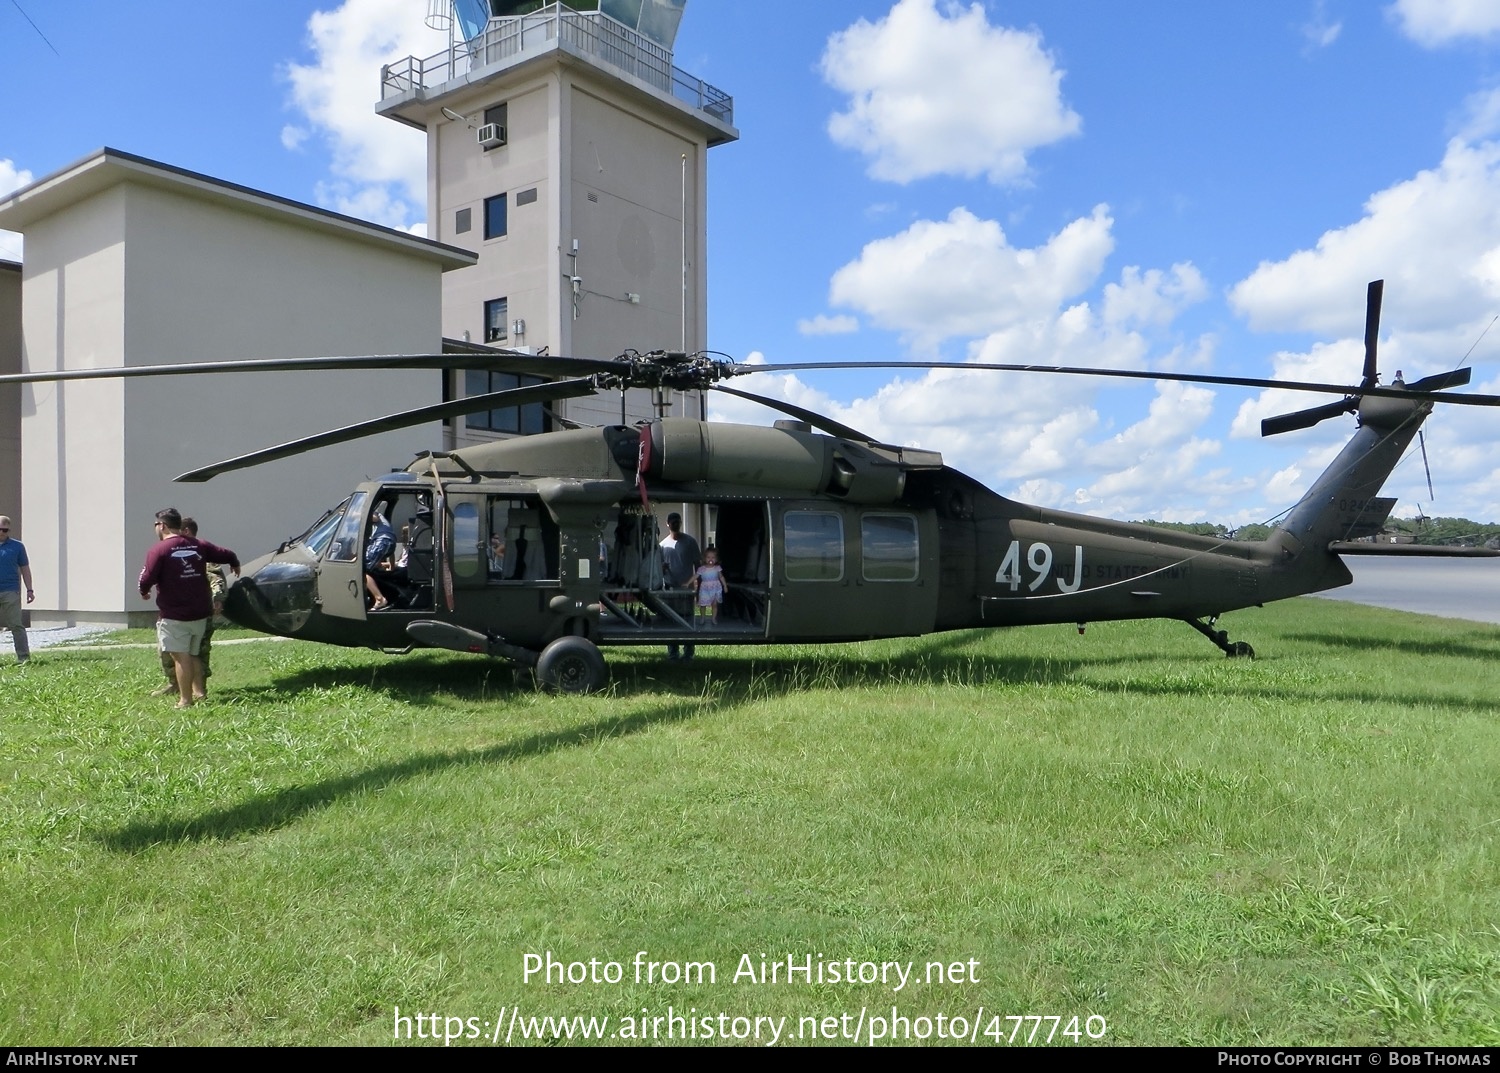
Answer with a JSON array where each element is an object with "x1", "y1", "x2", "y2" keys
[{"x1": 9, "y1": 281, "x2": 1498, "y2": 692}]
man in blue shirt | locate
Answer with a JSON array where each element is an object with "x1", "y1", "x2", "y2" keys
[{"x1": 0, "y1": 515, "x2": 34, "y2": 664}]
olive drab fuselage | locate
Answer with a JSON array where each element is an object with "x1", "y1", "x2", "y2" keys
[{"x1": 224, "y1": 391, "x2": 1434, "y2": 666}]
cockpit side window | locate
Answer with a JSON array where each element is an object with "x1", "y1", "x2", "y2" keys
[
  {"x1": 293, "y1": 497, "x2": 352, "y2": 558},
  {"x1": 326, "y1": 491, "x2": 368, "y2": 563}
]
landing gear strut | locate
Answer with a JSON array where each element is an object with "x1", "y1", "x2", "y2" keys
[{"x1": 1184, "y1": 616, "x2": 1255, "y2": 659}]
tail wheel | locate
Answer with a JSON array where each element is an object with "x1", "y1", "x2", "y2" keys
[{"x1": 535, "y1": 636, "x2": 608, "y2": 694}]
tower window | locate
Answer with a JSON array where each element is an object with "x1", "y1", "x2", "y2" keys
[
  {"x1": 484, "y1": 298, "x2": 508, "y2": 343},
  {"x1": 484, "y1": 194, "x2": 508, "y2": 239},
  {"x1": 455, "y1": 207, "x2": 472, "y2": 234}
]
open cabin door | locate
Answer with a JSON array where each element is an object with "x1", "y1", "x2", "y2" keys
[
  {"x1": 317, "y1": 490, "x2": 371, "y2": 622},
  {"x1": 446, "y1": 492, "x2": 488, "y2": 591}
]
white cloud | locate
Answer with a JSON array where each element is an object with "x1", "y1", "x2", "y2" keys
[
  {"x1": 797, "y1": 314, "x2": 859, "y2": 336},
  {"x1": 1102, "y1": 264, "x2": 1208, "y2": 329},
  {"x1": 821, "y1": 0, "x2": 1081, "y2": 184},
  {"x1": 829, "y1": 205, "x2": 1115, "y2": 349},
  {"x1": 1456, "y1": 86, "x2": 1500, "y2": 142},
  {"x1": 282, "y1": 0, "x2": 434, "y2": 230},
  {"x1": 1090, "y1": 382, "x2": 1216, "y2": 467},
  {"x1": 0, "y1": 159, "x2": 33, "y2": 261},
  {"x1": 1388, "y1": 0, "x2": 1500, "y2": 46},
  {"x1": 1302, "y1": 2, "x2": 1343, "y2": 49},
  {"x1": 1229, "y1": 139, "x2": 1500, "y2": 344},
  {"x1": 723, "y1": 214, "x2": 1230, "y2": 519}
]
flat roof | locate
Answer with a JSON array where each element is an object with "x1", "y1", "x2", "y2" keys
[{"x1": 0, "y1": 148, "x2": 476, "y2": 271}]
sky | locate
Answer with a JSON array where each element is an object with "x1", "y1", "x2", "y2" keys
[{"x1": 5, "y1": 0, "x2": 1500, "y2": 527}]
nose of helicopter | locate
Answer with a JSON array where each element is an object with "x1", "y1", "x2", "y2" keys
[{"x1": 223, "y1": 553, "x2": 319, "y2": 636}]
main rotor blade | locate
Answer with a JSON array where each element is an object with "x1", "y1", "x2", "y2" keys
[
  {"x1": 1260, "y1": 398, "x2": 1355, "y2": 437},
  {"x1": 175, "y1": 377, "x2": 597, "y2": 482},
  {"x1": 1363, "y1": 279, "x2": 1384, "y2": 387},
  {"x1": 1406, "y1": 368, "x2": 1470, "y2": 393},
  {"x1": 711, "y1": 384, "x2": 882, "y2": 443},
  {"x1": 0, "y1": 350, "x2": 624, "y2": 385},
  {"x1": 733, "y1": 361, "x2": 1500, "y2": 408}
]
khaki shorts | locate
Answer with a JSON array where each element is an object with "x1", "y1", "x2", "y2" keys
[{"x1": 157, "y1": 617, "x2": 208, "y2": 655}]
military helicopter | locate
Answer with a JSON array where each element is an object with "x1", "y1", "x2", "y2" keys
[{"x1": 8, "y1": 280, "x2": 1500, "y2": 692}]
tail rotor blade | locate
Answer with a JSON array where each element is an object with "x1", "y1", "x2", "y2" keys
[
  {"x1": 1363, "y1": 279, "x2": 1384, "y2": 387},
  {"x1": 1419, "y1": 430, "x2": 1435, "y2": 500}
]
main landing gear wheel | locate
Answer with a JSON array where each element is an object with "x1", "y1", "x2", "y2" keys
[
  {"x1": 534, "y1": 636, "x2": 608, "y2": 694},
  {"x1": 1183, "y1": 617, "x2": 1256, "y2": 659}
]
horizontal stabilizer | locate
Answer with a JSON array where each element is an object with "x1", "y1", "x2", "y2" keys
[{"x1": 1328, "y1": 541, "x2": 1500, "y2": 557}]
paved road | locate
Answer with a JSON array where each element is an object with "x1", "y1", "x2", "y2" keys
[{"x1": 1309, "y1": 556, "x2": 1500, "y2": 624}]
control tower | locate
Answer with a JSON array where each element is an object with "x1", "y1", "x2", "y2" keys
[{"x1": 379, "y1": 0, "x2": 737, "y2": 441}]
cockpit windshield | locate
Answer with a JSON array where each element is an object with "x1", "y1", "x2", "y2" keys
[{"x1": 289, "y1": 497, "x2": 351, "y2": 557}]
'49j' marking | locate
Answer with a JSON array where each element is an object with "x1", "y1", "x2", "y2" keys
[{"x1": 995, "y1": 541, "x2": 1083, "y2": 594}]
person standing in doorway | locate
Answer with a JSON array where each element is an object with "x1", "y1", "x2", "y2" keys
[
  {"x1": 0, "y1": 515, "x2": 33, "y2": 665},
  {"x1": 659, "y1": 511, "x2": 701, "y2": 661}
]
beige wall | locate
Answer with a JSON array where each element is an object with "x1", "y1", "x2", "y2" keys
[
  {"x1": 434, "y1": 75, "x2": 555, "y2": 354},
  {"x1": 0, "y1": 262, "x2": 21, "y2": 532},
  {"x1": 17, "y1": 175, "x2": 456, "y2": 625},
  {"x1": 18, "y1": 191, "x2": 129, "y2": 615}
]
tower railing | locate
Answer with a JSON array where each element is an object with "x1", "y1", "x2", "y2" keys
[{"x1": 382, "y1": 3, "x2": 733, "y2": 126}]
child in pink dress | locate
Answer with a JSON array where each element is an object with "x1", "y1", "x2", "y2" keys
[{"x1": 693, "y1": 547, "x2": 727, "y2": 626}]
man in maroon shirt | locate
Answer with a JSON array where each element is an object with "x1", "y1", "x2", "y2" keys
[{"x1": 139, "y1": 507, "x2": 240, "y2": 709}]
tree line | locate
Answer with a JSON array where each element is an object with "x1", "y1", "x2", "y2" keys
[{"x1": 1132, "y1": 517, "x2": 1500, "y2": 547}]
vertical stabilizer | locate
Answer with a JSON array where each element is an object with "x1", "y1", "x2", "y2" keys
[{"x1": 1267, "y1": 396, "x2": 1430, "y2": 594}]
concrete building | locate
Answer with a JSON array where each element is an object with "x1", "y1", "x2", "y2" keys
[
  {"x1": 1, "y1": 260, "x2": 20, "y2": 535},
  {"x1": 0, "y1": 149, "x2": 476, "y2": 626},
  {"x1": 377, "y1": 0, "x2": 736, "y2": 437},
  {"x1": 0, "y1": 2, "x2": 735, "y2": 624}
]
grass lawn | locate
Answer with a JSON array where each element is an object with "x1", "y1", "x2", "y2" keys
[{"x1": 2, "y1": 597, "x2": 1496, "y2": 1046}]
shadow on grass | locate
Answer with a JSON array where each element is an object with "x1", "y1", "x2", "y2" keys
[
  {"x1": 227, "y1": 628, "x2": 1160, "y2": 705},
  {"x1": 93, "y1": 627, "x2": 1500, "y2": 850},
  {"x1": 95, "y1": 693, "x2": 723, "y2": 850},
  {"x1": 1282, "y1": 630, "x2": 1500, "y2": 661}
]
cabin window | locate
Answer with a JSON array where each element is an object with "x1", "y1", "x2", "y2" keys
[
  {"x1": 325, "y1": 491, "x2": 368, "y2": 563},
  {"x1": 488, "y1": 498, "x2": 556, "y2": 581},
  {"x1": 861, "y1": 514, "x2": 919, "y2": 581},
  {"x1": 451, "y1": 502, "x2": 482, "y2": 580},
  {"x1": 784, "y1": 511, "x2": 843, "y2": 582}
]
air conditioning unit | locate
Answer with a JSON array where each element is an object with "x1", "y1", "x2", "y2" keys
[{"x1": 478, "y1": 123, "x2": 506, "y2": 149}]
